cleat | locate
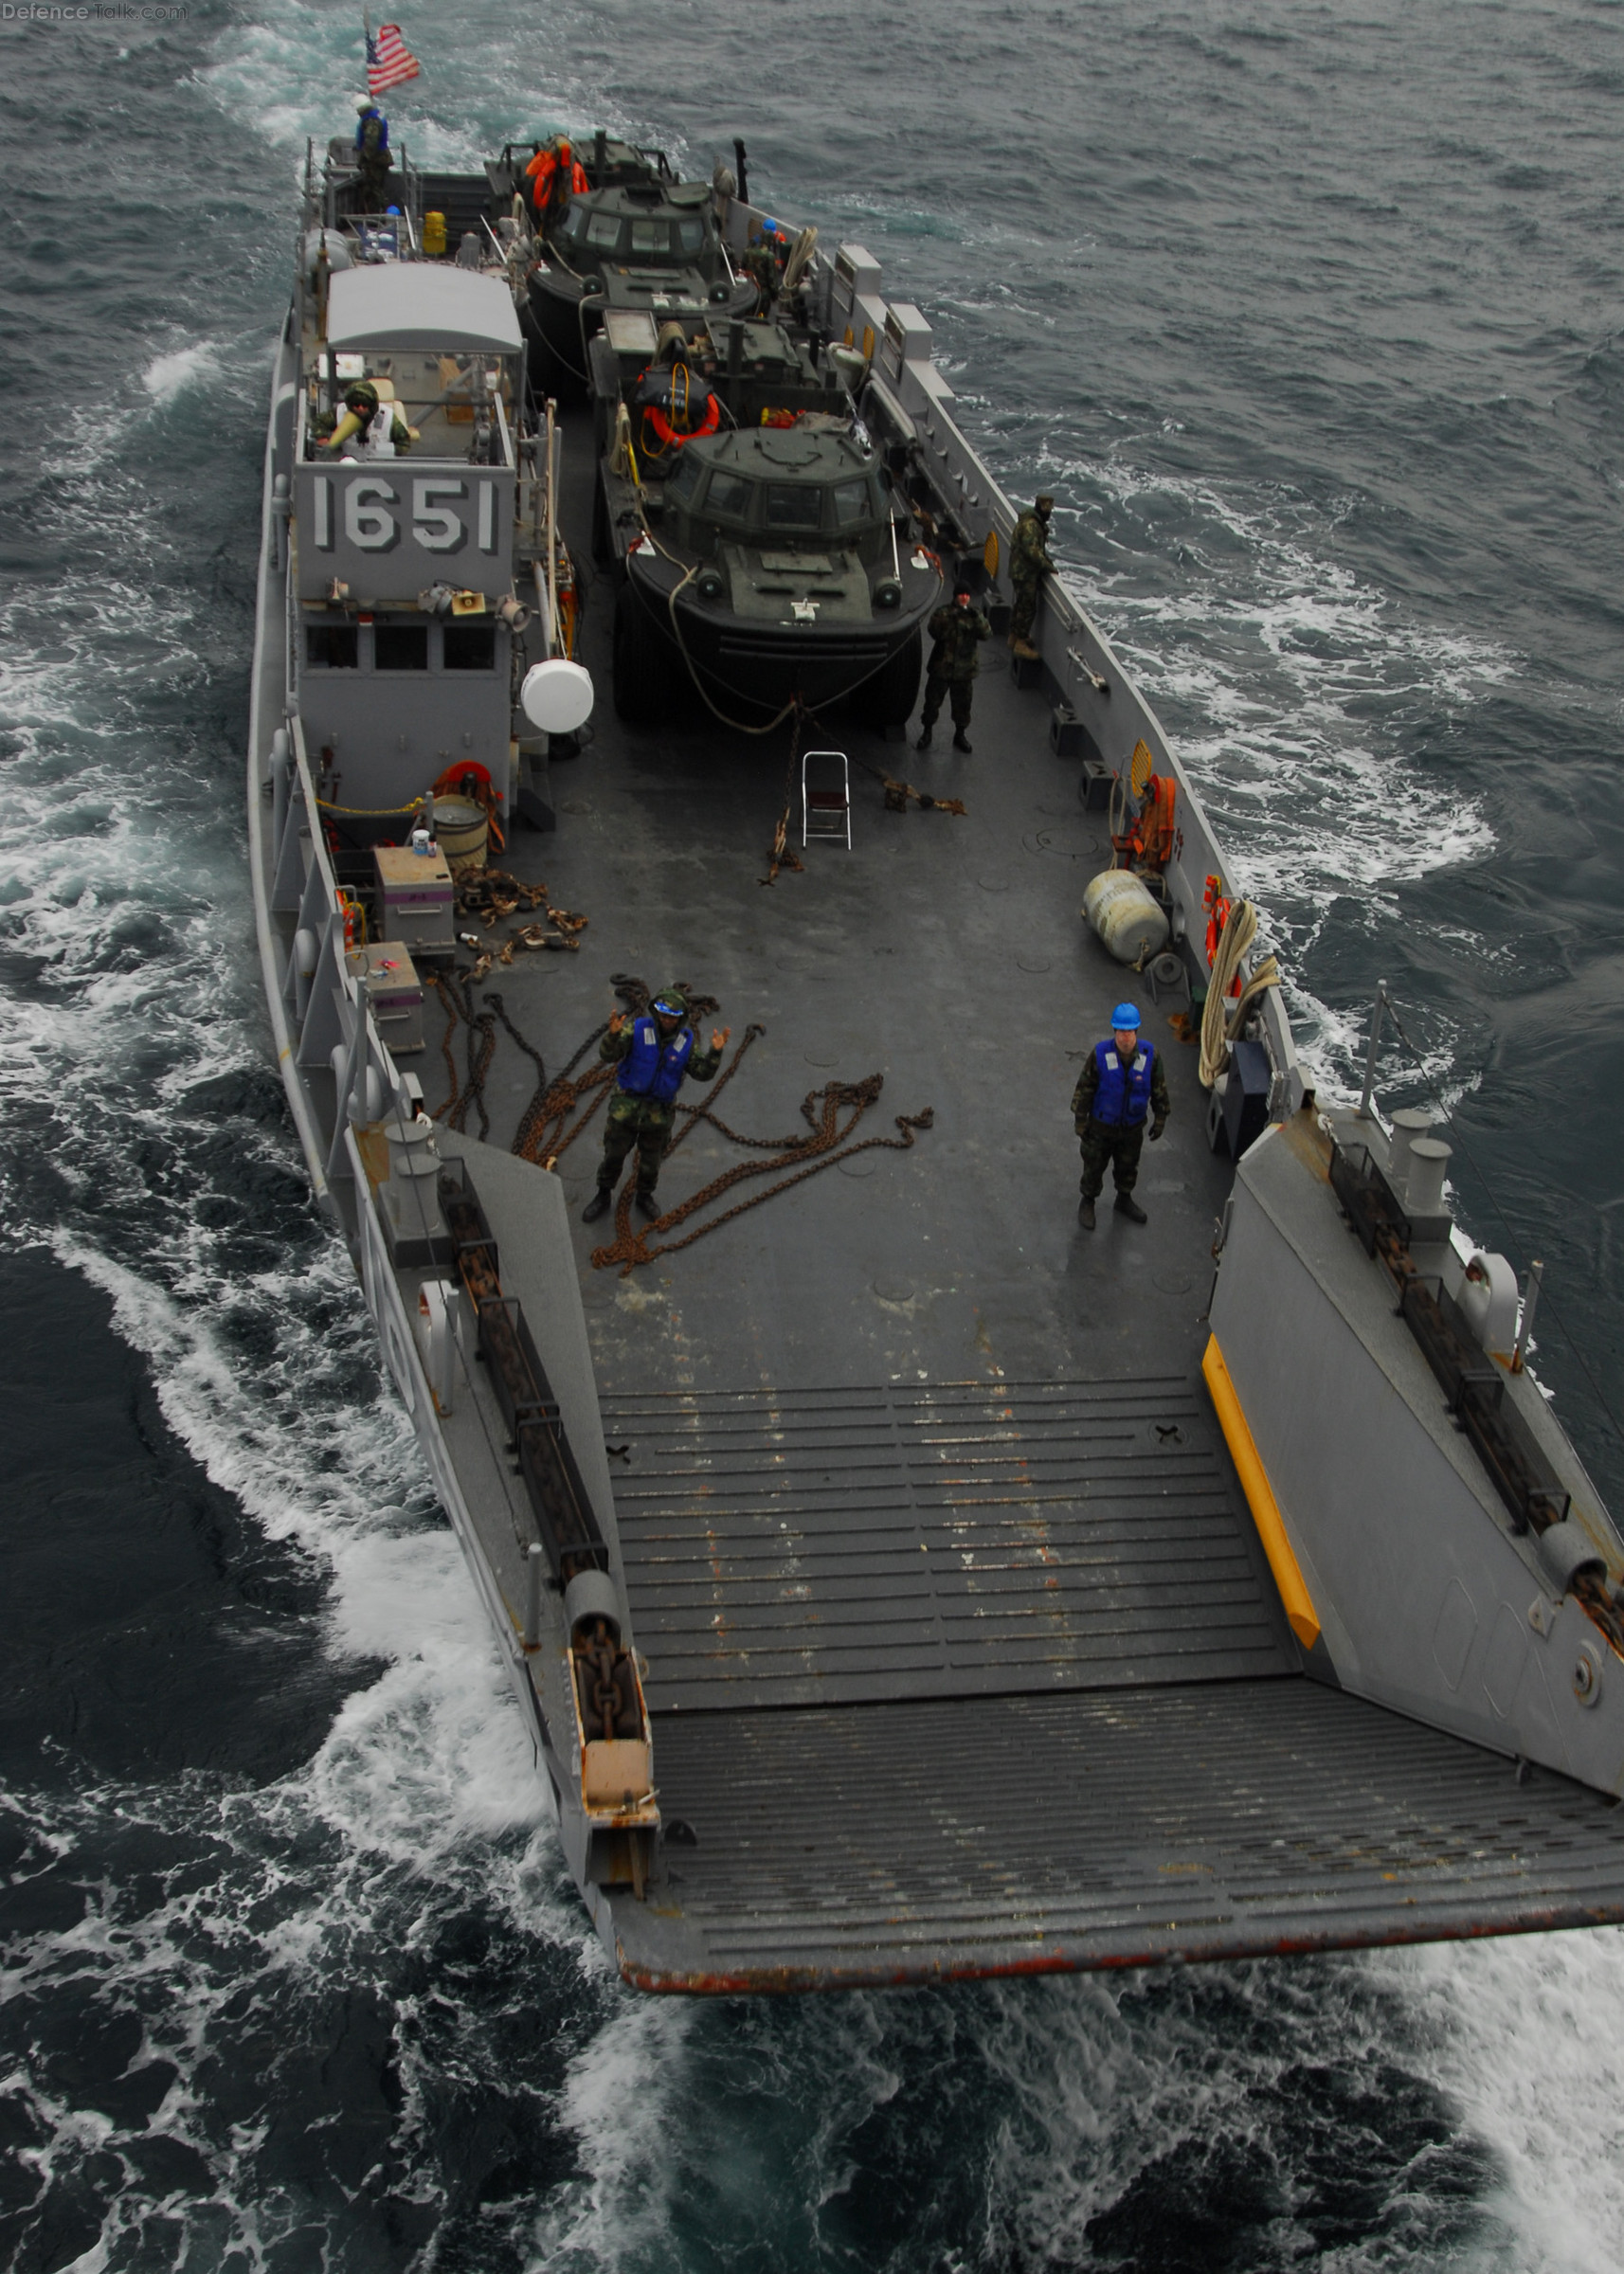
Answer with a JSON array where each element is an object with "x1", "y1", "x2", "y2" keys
[
  {"x1": 1114, "y1": 1191, "x2": 1147, "y2": 1223},
  {"x1": 1077, "y1": 1197, "x2": 1095, "y2": 1230},
  {"x1": 952, "y1": 731, "x2": 972, "y2": 753},
  {"x1": 583, "y1": 1188, "x2": 613, "y2": 1223},
  {"x1": 635, "y1": 1189, "x2": 661, "y2": 1220}
]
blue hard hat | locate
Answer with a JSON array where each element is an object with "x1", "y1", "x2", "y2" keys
[{"x1": 1111, "y1": 1002, "x2": 1141, "y2": 1030}]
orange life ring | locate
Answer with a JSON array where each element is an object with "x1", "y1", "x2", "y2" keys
[{"x1": 643, "y1": 390, "x2": 720, "y2": 449}]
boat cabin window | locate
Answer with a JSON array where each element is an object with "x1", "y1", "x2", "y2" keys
[
  {"x1": 307, "y1": 623, "x2": 359, "y2": 669},
  {"x1": 765, "y1": 482, "x2": 823, "y2": 533},
  {"x1": 586, "y1": 212, "x2": 623, "y2": 252},
  {"x1": 442, "y1": 623, "x2": 496, "y2": 671},
  {"x1": 666, "y1": 451, "x2": 705, "y2": 503},
  {"x1": 833, "y1": 478, "x2": 875, "y2": 526},
  {"x1": 554, "y1": 208, "x2": 585, "y2": 246},
  {"x1": 704, "y1": 470, "x2": 754, "y2": 521},
  {"x1": 628, "y1": 219, "x2": 669, "y2": 255},
  {"x1": 373, "y1": 623, "x2": 428, "y2": 671},
  {"x1": 675, "y1": 216, "x2": 705, "y2": 255}
]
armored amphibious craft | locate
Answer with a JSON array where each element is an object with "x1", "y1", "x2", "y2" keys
[{"x1": 248, "y1": 124, "x2": 1624, "y2": 1991}]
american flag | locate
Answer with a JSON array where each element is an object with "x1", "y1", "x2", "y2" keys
[{"x1": 366, "y1": 22, "x2": 420, "y2": 96}]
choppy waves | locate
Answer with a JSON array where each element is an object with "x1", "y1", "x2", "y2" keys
[{"x1": 4, "y1": 0, "x2": 1624, "y2": 2265}]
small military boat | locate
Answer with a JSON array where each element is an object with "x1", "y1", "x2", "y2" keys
[{"x1": 246, "y1": 117, "x2": 1624, "y2": 1991}]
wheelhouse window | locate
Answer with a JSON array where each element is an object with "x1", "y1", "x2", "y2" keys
[
  {"x1": 306, "y1": 624, "x2": 358, "y2": 668},
  {"x1": 586, "y1": 212, "x2": 623, "y2": 251},
  {"x1": 373, "y1": 623, "x2": 428, "y2": 671},
  {"x1": 676, "y1": 217, "x2": 705, "y2": 255},
  {"x1": 629, "y1": 219, "x2": 669, "y2": 255},
  {"x1": 666, "y1": 451, "x2": 704, "y2": 503},
  {"x1": 442, "y1": 623, "x2": 496, "y2": 671},
  {"x1": 704, "y1": 471, "x2": 754, "y2": 521},
  {"x1": 833, "y1": 478, "x2": 875, "y2": 525},
  {"x1": 765, "y1": 483, "x2": 823, "y2": 532}
]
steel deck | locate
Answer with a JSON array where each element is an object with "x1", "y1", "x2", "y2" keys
[{"x1": 416, "y1": 404, "x2": 1624, "y2": 1984}]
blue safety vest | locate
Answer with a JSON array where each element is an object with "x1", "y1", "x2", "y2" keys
[
  {"x1": 618, "y1": 1017, "x2": 695, "y2": 1103},
  {"x1": 1092, "y1": 1038, "x2": 1155, "y2": 1127}
]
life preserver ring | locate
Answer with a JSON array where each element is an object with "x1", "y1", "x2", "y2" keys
[
  {"x1": 1203, "y1": 875, "x2": 1243, "y2": 998},
  {"x1": 643, "y1": 389, "x2": 720, "y2": 449}
]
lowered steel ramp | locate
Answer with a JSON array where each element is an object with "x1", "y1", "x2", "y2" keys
[{"x1": 610, "y1": 1680, "x2": 1624, "y2": 1991}]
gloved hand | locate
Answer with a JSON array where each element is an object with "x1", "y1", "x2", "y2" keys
[
  {"x1": 1074, "y1": 1118, "x2": 1089, "y2": 1138},
  {"x1": 1149, "y1": 1120, "x2": 1165, "y2": 1143},
  {"x1": 711, "y1": 1025, "x2": 731, "y2": 1052}
]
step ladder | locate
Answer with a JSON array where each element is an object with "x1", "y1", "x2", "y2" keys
[{"x1": 802, "y1": 749, "x2": 852, "y2": 850}]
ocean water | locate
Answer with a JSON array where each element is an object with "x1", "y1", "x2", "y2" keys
[{"x1": 4, "y1": 0, "x2": 1624, "y2": 2265}]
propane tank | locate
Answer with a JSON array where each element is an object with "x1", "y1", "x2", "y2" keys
[{"x1": 1082, "y1": 870, "x2": 1170, "y2": 966}]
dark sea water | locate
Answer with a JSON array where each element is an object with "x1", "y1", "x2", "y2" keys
[{"x1": 4, "y1": 1, "x2": 1624, "y2": 2265}]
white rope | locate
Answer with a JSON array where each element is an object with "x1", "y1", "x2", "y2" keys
[{"x1": 1199, "y1": 899, "x2": 1280, "y2": 1090}]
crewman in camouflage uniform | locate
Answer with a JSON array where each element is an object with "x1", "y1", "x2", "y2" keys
[
  {"x1": 1009, "y1": 494, "x2": 1056, "y2": 660},
  {"x1": 582, "y1": 988, "x2": 731, "y2": 1222},
  {"x1": 916, "y1": 579, "x2": 991, "y2": 753},
  {"x1": 1071, "y1": 1001, "x2": 1169, "y2": 1230}
]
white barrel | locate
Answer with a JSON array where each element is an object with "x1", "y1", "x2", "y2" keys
[{"x1": 1082, "y1": 870, "x2": 1170, "y2": 966}]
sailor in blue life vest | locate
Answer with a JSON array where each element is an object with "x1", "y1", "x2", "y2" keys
[
  {"x1": 353, "y1": 96, "x2": 393, "y2": 208},
  {"x1": 583, "y1": 987, "x2": 731, "y2": 1222},
  {"x1": 1070, "y1": 1002, "x2": 1170, "y2": 1231}
]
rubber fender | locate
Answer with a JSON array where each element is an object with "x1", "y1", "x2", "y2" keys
[{"x1": 1082, "y1": 868, "x2": 1170, "y2": 966}]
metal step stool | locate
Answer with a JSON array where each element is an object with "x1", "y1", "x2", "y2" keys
[{"x1": 802, "y1": 750, "x2": 852, "y2": 849}]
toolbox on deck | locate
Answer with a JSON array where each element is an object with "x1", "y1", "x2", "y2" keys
[
  {"x1": 372, "y1": 845, "x2": 455, "y2": 956},
  {"x1": 345, "y1": 939, "x2": 426, "y2": 1055}
]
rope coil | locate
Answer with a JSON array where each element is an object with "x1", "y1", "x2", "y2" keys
[{"x1": 1200, "y1": 899, "x2": 1281, "y2": 1090}]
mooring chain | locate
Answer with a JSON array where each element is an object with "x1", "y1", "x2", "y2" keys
[
  {"x1": 591, "y1": 1074, "x2": 934, "y2": 1278},
  {"x1": 761, "y1": 701, "x2": 815, "y2": 888},
  {"x1": 666, "y1": 1023, "x2": 766, "y2": 1153}
]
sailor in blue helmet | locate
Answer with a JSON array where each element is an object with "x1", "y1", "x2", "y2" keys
[
  {"x1": 583, "y1": 987, "x2": 731, "y2": 1222},
  {"x1": 1070, "y1": 1001, "x2": 1169, "y2": 1231}
]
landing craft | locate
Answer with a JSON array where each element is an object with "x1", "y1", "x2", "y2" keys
[{"x1": 249, "y1": 115, "x2": 1624, "y2": 1990}]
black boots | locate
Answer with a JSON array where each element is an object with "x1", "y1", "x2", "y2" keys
[
  {"x1": 585, "y1": 1186, "x2": 661, "y2": 1224},
  {"x1": 952, "y1": 731, "x2": 972, "y2": 753},
  {"x1": 1080, "y1": 1193, "x2": 1146, "y2": 1230},
  {"x1": 915, "y1": 726, "x2": 932, "y2": 750}
]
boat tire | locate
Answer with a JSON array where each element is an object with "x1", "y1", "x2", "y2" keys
[
  {"x1": 859, "y1": 627, "x2": 923, "y2": 730},
  {"x1": 613, "y1": 588, "x2": 668, "y2": 725}
]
